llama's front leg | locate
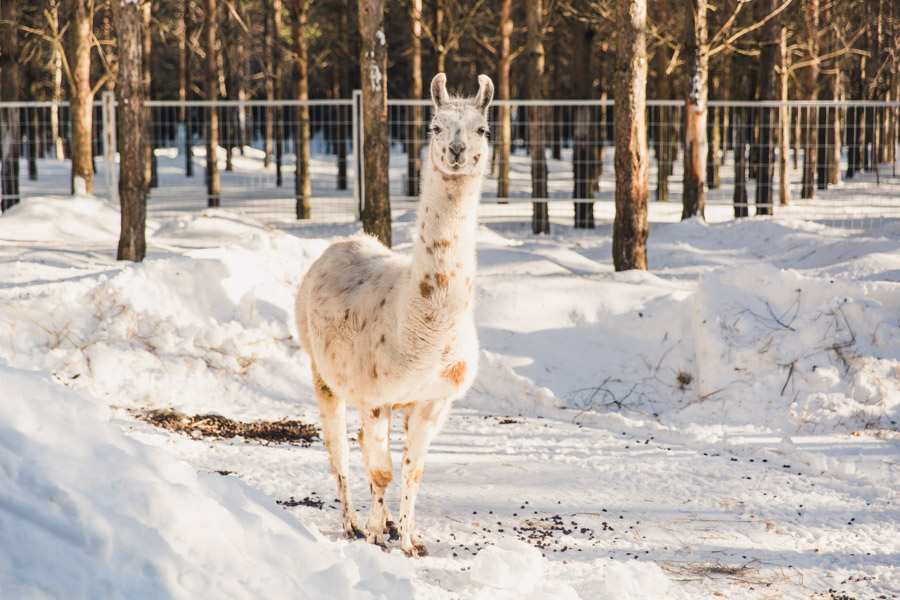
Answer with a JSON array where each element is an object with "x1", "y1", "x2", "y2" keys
[
  {"x1": 398, "y1": 398, "x2": 452, "y2": 557},
  {"x1": 315, "y1": 372, "x2": 364, "y2": 539},
  {"x1": 359, "y1": 405, "x2": 393, "y2": 547}
]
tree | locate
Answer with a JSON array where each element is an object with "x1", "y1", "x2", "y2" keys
[
  {"x1": 571, "y1": 1, "x2": 599, "y2": 228},
  {"x1": 754, "y1": 0, "x2": 779, "y2": 216},
  {"x1": 800, "y1": 0, "x2": 818, "y2": 198},
  {"x1": 406, "y1": 0, "x2": 424, "y2": 198},
  {"x1": 290, "y1": 0, "x2": 312, "y2": 219},
  {"x1": 112, "y1": 0, "x2": 148, "y2": 262},
  {"x1": 68, "y1": 0, "x2": 96, "y2": 195},
  {"x1": 526, "y1": 0, "x2": 549, "y2": 234},
  {"x1": 682, "y1": 0, "x2": 708, "y2": 220},
  {"x1": 777, "y1": 21, "x2": 791, "y2": 205},
  {"x1": 0, "y1": 0, "x2": 20, "y2": 211},
  {"x1": 359, "y1": 0, "x2": 391, "y2": 247},
  {"x1": 182, "y1": 0, "x2": 195, "y2": 177},
  {"x1": 203, "y1": 0, "x2": 220, "y2": 206},
  {"x1": 613, "y1": 0, "x2": 649, "y2": 271},
  {"x1": 495, "y1": 0, "x2": 513, "y2": 199}
]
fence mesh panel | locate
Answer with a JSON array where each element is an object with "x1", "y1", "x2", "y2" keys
[{"x1": 1, "y1": 98, "x2": 898, "y2": 232}]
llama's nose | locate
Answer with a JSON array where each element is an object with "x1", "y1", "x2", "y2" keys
[{"x1": 449, "y1": 141, "x2": 466, "y2": 158}]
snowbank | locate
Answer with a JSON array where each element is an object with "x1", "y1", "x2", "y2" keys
[{"x1": 0, "y1": 363, "x2": 413, "y2": 599}]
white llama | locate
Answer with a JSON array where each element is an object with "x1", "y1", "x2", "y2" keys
[{"x1": 294, "y1": 73, "x2": 493, "y2": 557}]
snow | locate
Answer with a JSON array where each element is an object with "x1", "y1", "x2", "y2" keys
[{"x1": 0, "y1": 170, "x2": 899, "y2": 599}]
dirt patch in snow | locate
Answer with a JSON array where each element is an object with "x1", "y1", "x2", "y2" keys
[{"x1": 138, "y1": 410, "x2": 318, "y2": 446}]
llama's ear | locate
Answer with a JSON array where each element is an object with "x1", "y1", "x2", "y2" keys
[
  {"x1": 474, "y1": 74, "x2": 494, "y2": 117},
  {"x1": 431, "y1": 73, "x2": 450, "y2": 109}
]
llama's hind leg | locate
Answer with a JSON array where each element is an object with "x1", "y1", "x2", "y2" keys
[
  {"x1": 359, "y1": 405, "x2": 393, "y2": 546},
  {"x1": 314, "y1": 371, "x2": 364, "y2": 539},
  {"x1": 398, "y1": 398, "x2": 452, "y2": 557}
]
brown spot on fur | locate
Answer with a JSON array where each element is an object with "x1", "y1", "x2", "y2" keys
[
  {"x1": 434, "y1": 273, "x2": 449, "y2": 288},
  {"x1": 420, "y1": 279, "x2": 434, "y2": 299},
  {"x1": 380, "y1": 298, "x2": 386, "y2": 307},
  {"x1": 372, "y1": 364, "x2": 378, "y2": 379},
  {"x1": 317, "y1": 381, "x2": 334, "y2": 399},
  {"x1": 439, "y1": 239, "x2": 451, "y2": 250},
  {"x1": 344, "y1": 309, "x2": 350, "y2": 320},
  {"x1": 441, "y1": 361, "x2": 467, "y2": 386},
  {"x1": 330, "y1": 351, "x2": 336, "y2": 361},
  {"x1": 419, "y1": 233, "x2": 426, "y2": 243},
  {"x1": 360, "y1": 319, "x2": 367, "y2": 330},
  {"x1": 379, "y1": 334, "x2": 386, "y2": 345},
  {"x1": 456, "y1": 262, "x2": 462, "y2": 269},
  {"x1": 372, "y1": 407, "x2": 381, "y2": 418},
  {"x1": 405, "y1": 458, "x2": 411, "y2": 465},
  {"x1": 441, "y1": 344, "x2": 452, "y2": 359},
  {"x1": 406, "y1": 469, "x2": 423, "y2": 488},
  {"x1": 371, "y1": 468, "x2": 393, "y2": 489}
]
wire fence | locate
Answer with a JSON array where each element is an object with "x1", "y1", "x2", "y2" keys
[{"x1": 1, "y1": 95, "x2": 899, "y2": 231}]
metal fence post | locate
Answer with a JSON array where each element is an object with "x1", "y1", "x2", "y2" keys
[
  {"x1": 352, "y1": 89, "x2": 363, "y2": 220},
  {"x1": 102, "y1": 91, "x2": 119, "y2": 205}
]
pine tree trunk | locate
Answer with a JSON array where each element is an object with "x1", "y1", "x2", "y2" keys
[
  {"x1": 613, "y1": 0, "x2": 649, "y2": 271},
  {"x1": 496, "y1": 0, "x2": 512, "y2": 200},
  {"x1": 682, "y1": 0, "x2": 707, "y2": 221},
  {"x1": 653, "y1": 2, "x2": 670, "y2": 203},
  {"x1": 778, "y1": 24, "x2": 791, "y2": 205},
  {"x1": 143, "y1": 2, "x2": 157, "y2": 188},
  {"x1": 706, "y1": 73, "x2": 721, "y2": 190},
  {"x1": 754, "y1": 0, "x2": 777, "y2": 216},
  {"x1": 526, "y1": 0, "x2": 549, "y2": 234},
  {"x1": 68, "y1": 0, "x2": 94, "y2": 195},
  {"x1": 406, "y1": 0, "x2": 423, "y2": 198},
  {"x1": 333, "y1": 4, "x2": 348, "y2": 191},
  {"x1": 358, "y1": 0, "x2": 391, "y2": 247},
  {"x1": 50, "y1": 1, "x2": 65, "y2": 160},
  {"x1": 263, "y1": 0, "x2": 275, "y2": 168},
  {"x1": 827, "y1": 72, "x2": 842, "y2": 186},
  {"x1": 572, "y1": 3, "x2": 597, "y2": 228},
  {"x1": 801, "y1": 0, "x2": 818, "y2": 198},
  {"x1": 291, "y1": 0, "x2": 312, "y2": 219},
  {"x1": 183, "y1": 0, "x2": 194, "y2": 177},
  {"x1": 203, "y1": 0, "x2": 220, "y2": 206},
  {"x1": 731, "y1": 51, "x2": 750, "y2": 217},
  {"x1": 273, "y1": 0, "x2": 284, "y2": 187},
  {"x1": 0, "y1": 0, "x2": 20, "y2": 211},
  {"x1": 113, "y1": 0, "x2": 148, "y2": 262}
]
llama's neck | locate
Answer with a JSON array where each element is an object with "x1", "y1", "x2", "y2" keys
[{"x1": 402, "y1": 158, "x2": 482, "y2": 344}]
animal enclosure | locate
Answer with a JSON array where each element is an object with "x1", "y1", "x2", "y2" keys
[{"x1": 2, "y1": 96, "x2": 900, "y2": 231}]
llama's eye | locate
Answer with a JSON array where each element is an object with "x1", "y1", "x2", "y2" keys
[
  {"x1": 477, "y1": 127, "x2": 489, "y2": 138},
  {"x1": 430, "y1": 125, "x2": 442, "y2": 134}
]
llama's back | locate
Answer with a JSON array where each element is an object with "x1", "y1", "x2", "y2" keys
[{"x1": 295, "y1": 234, "x2": 409, "y2": 386}]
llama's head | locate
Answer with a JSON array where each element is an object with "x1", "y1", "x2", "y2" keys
[{"x1": 427, "y1": 73, "x2": 494, "y2": 176}]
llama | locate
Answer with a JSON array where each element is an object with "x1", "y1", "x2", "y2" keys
[{"x1": 294, "y1": 73, "x2": 493, "y2": 557}]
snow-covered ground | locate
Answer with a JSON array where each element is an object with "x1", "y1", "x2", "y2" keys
[{"x1": 0, "y1": 176, "x2": 898, "y2": 598}]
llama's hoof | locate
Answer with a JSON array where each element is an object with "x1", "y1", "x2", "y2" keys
[
  {"x1": 366, "y1": 530, "x2": 385, "y2": 546},
  {"x1": 403, "y1": 543, "x2": 429, "y2": 558},
  {"x1": 344, "y1": 524, "x2": 366, "y2": 540},
  {"x1": 385, "y1": 520, "x2": 400, "y2": 541}
]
